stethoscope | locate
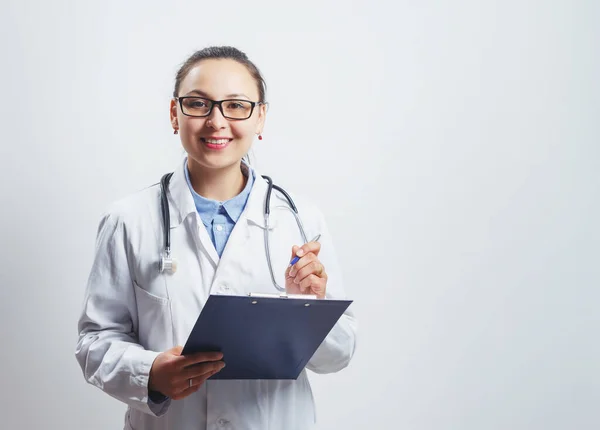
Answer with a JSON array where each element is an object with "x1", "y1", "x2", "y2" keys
[{"x1": 158, "y1": 172, "x2": 308, "y2": 292}]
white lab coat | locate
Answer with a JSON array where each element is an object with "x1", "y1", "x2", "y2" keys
[{"x1": 75, "y1": 158, "x2": 357, "y2": 430}]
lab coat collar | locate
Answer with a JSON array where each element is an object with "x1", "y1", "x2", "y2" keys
[
  {"x1": 166, "y1": 158, "x2": 197, "y2": 229},
  {"x1": 166, "y1": 157, "x2": 269, "y2": 229},
  {"x1": 243, "y1": 168, "x2": 270, "y2": 229}
]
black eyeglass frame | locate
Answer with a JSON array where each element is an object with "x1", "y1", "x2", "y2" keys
[{"x1": 174, "y1": 96, "x2": 265, "y2": 120}]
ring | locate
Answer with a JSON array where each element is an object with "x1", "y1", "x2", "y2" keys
[{"x1": 189, "y1": 378, "x2": 192, "y2": 388}]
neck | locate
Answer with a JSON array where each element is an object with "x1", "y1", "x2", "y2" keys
[{"x1": 187, "y1": 159, "x2": 246, "y2": 201}]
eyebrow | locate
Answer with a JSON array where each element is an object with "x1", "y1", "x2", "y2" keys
[{"x1": 186, "y1": 90, "x2": 250, "y2": 99}]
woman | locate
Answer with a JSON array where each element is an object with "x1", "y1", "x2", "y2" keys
[{"x1": 75, "y1": 46, "x2": 357, "y2": 430}]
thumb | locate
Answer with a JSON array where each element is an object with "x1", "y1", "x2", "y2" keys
[
  {"x1": 170, "y1": 345, "x2": 184, "y2": 356},
  {"x1": 290, "y1": 245, "x2": 300, "y2": 260},
  {"x1": 286, "y1": 246, "x2": 301, "y2": 277}
]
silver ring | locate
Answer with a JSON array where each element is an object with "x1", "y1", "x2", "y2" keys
[{"x1": 189, "y1": 378, "x2": 192, "y2": 388}]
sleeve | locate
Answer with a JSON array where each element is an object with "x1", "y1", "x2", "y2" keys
[
  {"x1": 74, "y1": 212, "x2": 171, "y2": 416},
  {"x1": 306, "y1": 208, "x2": 358, "y2": 374}
]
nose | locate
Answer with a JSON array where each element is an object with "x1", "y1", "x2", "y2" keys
[{"x1": 206, "y1": 103, "x2": 227, "y2": 129}]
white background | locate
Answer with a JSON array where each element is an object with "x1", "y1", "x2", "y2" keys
[{"x1": 0, "y1": 0, "x2": 598, "y2": 429}]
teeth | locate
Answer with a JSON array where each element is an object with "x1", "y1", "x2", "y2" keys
[{"x1": 205, "y1": 138, "x2": 230, "y2": 144}]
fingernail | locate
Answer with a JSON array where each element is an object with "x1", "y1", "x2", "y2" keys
[
  {"x1": 294, "y1": 277, "x2": 300, "y2": 284},
  {"x1": 289, "y1": 269, "x2": 296, "y2": 277},
  {"x1": 296, "y1": 249, "x2": 304, "y2": 257}
]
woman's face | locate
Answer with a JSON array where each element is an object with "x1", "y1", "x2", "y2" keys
[{"x1": 170, "y1": 59, "x2": 266, "y2": 172}]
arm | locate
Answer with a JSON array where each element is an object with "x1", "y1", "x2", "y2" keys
[
  {"x1": 306, "y1": 210, "x2": 358, "y2": 374},
  {"x1": 74, "y1": 212, "x2": 170, "y2": 416}
]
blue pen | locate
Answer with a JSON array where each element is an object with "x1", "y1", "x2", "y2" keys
[{"x1": 289, "y1": 234, "x2": 321, "y2": 267}]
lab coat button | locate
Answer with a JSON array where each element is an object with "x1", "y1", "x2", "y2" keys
[
  {"x1": 216, "y1": 225, "x2": 224, "y2": 232},
  {"x1": 217, "y1": 418, "x2": 229, "y2": 426}
]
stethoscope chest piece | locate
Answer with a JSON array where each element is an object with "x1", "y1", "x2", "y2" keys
[{"x1": 159, "y1": 250, "x2": 177, "y2": 274}]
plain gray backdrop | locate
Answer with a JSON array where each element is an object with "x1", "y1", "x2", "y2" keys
[{"x1": 0, "y1": 0, "x2": 598, "y2": 429}]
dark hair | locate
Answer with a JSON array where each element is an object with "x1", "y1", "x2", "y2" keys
[{"x1": 173, "y1": 46, "x2": 267, "y2": 102}]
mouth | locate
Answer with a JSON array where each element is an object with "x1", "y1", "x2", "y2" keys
[{"x1": 200, "y1": 137, "x2": 233, "y2": 150}]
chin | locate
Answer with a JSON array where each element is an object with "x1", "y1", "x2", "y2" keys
[{"x1": 188, "y1": 153, "x2": 243, "y2": 171}]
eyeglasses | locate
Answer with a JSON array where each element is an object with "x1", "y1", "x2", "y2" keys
[{"x1": 175, "y1": 96, "x2": 264, "y2": 120}]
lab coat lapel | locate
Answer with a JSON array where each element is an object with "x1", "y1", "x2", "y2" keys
[
  {"x1": 242, "y1": 172, "x2": 269, "y2": 228},
  {"x1": 213, "y1": 174, "x2": 271, "y2": 283},
  {"x1": 167, "y1": 158, "x2": 220, "y2": 268}
]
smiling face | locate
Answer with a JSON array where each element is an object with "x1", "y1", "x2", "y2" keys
[{"x1": 170, "y1": 59, "x2": 266, "y2": 172}]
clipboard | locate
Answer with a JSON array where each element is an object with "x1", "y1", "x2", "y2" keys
[{"x1": 181, "y1": 293, "x2": 352, "y2": 380}]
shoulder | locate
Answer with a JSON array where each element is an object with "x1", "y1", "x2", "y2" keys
[
  {"x1": 97, "y1": 182, "x2": 162, "y2": 231},
  {"x1": 268, "y1": 182, "x2": 328, "y2": 228}
]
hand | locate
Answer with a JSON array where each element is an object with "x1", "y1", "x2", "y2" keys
[
  {"x1": 148, "y1": 346, "x2": 225, "y2": 401},
  {"x1": 285, "y1": 241, "x2": 327, "y2": 299}
]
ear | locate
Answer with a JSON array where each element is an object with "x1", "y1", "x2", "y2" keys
[
  {"x1": 256, "y1": 103, "x2": 267, "y2": 134},
  {"x1": 170, "y1": 98, "x2": 179, "y2": 129}
]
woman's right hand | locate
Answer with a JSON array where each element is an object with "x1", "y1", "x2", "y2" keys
[{"x1": 148, "y1": 346, "x2": 225, "y2": 400}]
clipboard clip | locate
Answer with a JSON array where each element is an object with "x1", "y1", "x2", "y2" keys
[{"x1": 248, "y1": 292, "x2": 318, "y2": 300}]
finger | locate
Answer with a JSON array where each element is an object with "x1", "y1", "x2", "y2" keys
[
  {"x1": 168, "y1": 345, "x2": 184, "y2": 356},
  {"x1": 288, "y1": 253, "x2": 317, "y2": 278},
  {"x1": 300, "y1": 275, "x2": 327, "y2": 298},
  {"x1": 286, "y1": 245, "x2": 301, "y2": 277},
  {"x1": 178, "y1": 351, "x2": 224, "y2": 368},
  {"x1": 292, "y1": 260, "x2": 323, "y2": 283},
  {"x1": 289, "y1": 241, "x2": 321, "y2": 265},
  {"x1": 298, "y1": 274, "x2": 322, "y2": 293},
  {"x1": 289, "y1": 245, "x2": 300, "y2": 261},
  {"x1": 193, "y1": 368, "x2": 220, "y2": 387},
  {"x1": 172, "y1": 369, "x2": 218, "y2": 400},
  {"x1": 297, "y1": 241, "x2": 321, "y2": 258},
  {"x1": 180, "y1": 360, "x2": 226, "y2": 381}
]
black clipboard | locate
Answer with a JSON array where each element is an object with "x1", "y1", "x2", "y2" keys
[{"x1": 181, "y1": 293, "x2": 352, "y2": 380}]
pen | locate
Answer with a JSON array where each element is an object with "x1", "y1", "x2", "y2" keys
[{"x1": 288, "y1": 234, "x2": 321, "y2": 267}]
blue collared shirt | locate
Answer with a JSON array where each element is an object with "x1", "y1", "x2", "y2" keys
[{"x1": 184, "y1": 161, "x2": 255, "y2": 257}]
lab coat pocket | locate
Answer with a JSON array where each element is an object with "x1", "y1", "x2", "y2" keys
[
  {"x1": 299, "y1": 372, "x2": 317, "y2": 424},
  {"x1": 124, "y1": 408, "x2": 134, "y2": 430},
  {"x1": 124, "y1": 408, "x2": 144, "y2": 430},
  {"x1": 133, "y1": 281, "x2": 174, "y2": 351}
]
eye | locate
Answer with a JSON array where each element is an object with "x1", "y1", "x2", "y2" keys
[
  {"x1": 188, "y1": 99, "x2": 207, "y2": 108},
  {"x1": 226, "y1": 101, "x2": 245, "y2": 109}
]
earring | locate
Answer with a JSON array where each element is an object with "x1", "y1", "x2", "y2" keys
[
  {"x1": 173, "y1": 129, "x2": 178, "y2": 135},
  {"x1": 258, "y1": 134, "x2": 263, "y2": 140}
]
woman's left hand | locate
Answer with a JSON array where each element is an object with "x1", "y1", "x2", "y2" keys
[{"x1": 285, "y1": 241, "x2": 327, "y2": 299}]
